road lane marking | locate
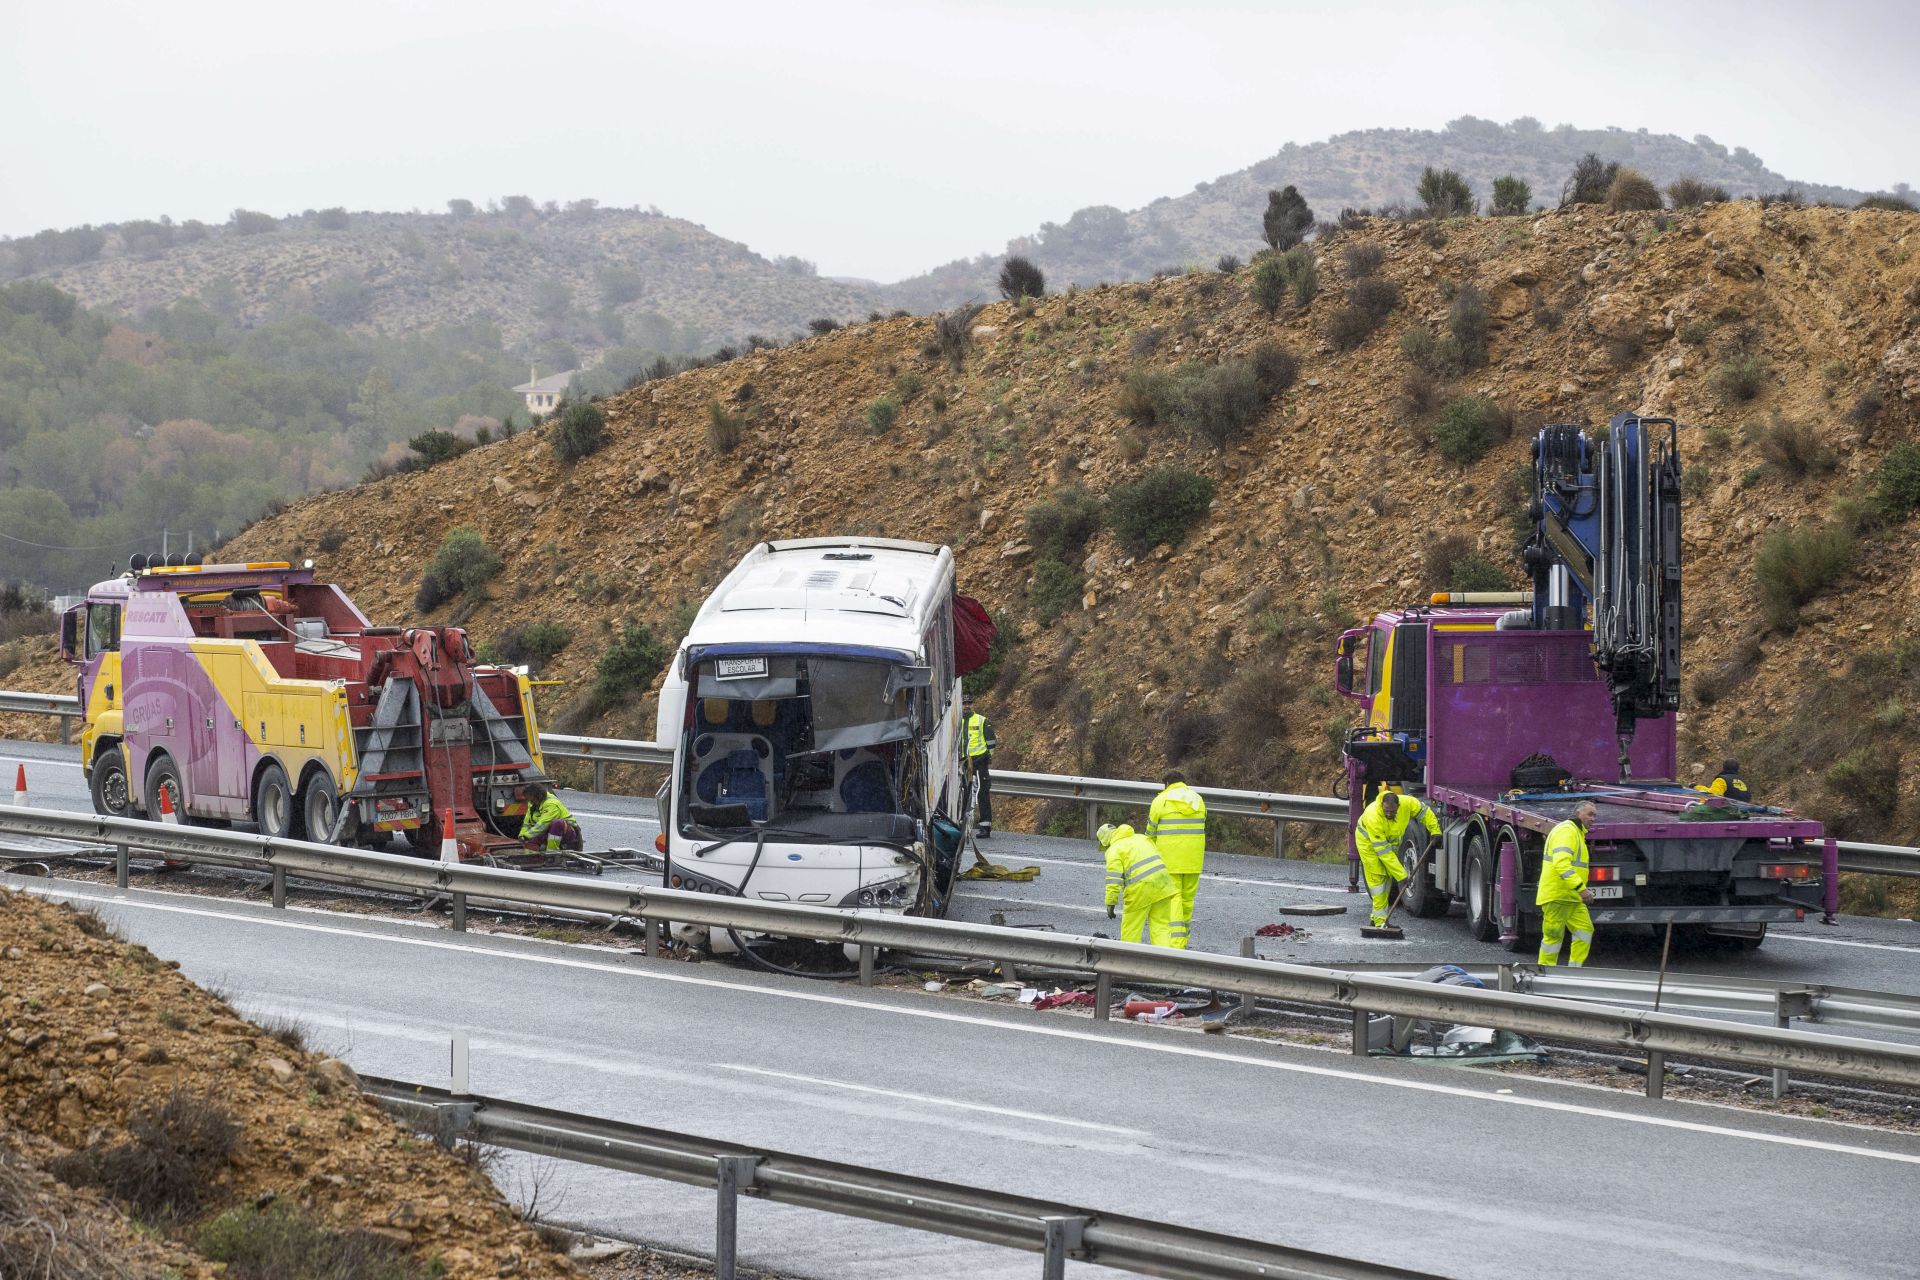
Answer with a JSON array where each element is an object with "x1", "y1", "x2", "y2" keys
[
  {"x1": 0, "y1": 755, "x2": 84, "y2": 770},
  {"x1": 23, "y1": 878, "x2": 1920, "y2": 1170},
  {"x1": 1771, "y1": 934, "x2": 1920, "y2": 954},
  {"x1": 710, "y1": 1064, "x2": 1150, "y2": 1137}
]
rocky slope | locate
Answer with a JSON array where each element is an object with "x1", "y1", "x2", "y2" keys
[
  {"x1": 10, "y1": 202, "x2": 1920, "y2": 884},
  {"x1": 18, "y1": 206, "x2": 889, "y2": 356},
  {"x1": 0, "y1": 888, "x2": 573, "y2": 1279},
  {"x1": 891, "y1": 119, "x2": 1883, "y2": 305}
]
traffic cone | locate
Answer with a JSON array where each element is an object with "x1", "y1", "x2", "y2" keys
[
  {"x1": 12, "y1": 764, "x2": 25, "y2": 808},
  {"x1": 156, "y1": 782, "x2": 179, "y2": 824},
  {"x1": 438, "y1": 810, "x2": 459, "y2": 864}
]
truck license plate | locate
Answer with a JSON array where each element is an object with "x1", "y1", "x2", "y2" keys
[{"x1": 1588, "y1": 885, "x2": 1623, "y2": 899}]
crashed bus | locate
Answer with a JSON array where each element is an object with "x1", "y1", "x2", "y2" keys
[{"x1": 654, "y1": 538, "x2": 990, "y2": 949}]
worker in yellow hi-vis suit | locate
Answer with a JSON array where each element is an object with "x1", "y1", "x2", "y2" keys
[
  {"x1": 1536, "y1": 802, "x2": 1597, "y2": 967},
  {"x1": 1146, "y1": 770, "x2": 1207, "y2": 949},
  {"x1": 1097, "y1": 822, "x2": 1177, "y2": 947},
  {"x1": 1353, "y1": 791, "x2": 1442, "y2": 928}
]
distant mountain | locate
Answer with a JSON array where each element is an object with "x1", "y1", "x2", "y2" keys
[
  {"x1": 5, "y1": 204, "x2": 890, "y2": 361},
  {"x1": 887, "y1": 118, "x2": 1885, "y2": 308}
]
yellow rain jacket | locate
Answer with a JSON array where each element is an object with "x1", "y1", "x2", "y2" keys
[
  {"x1": 1534, "y1": 818, "x2": 1590, "y2": 905},
  {"x1": 1102, "y1": 825, "x2": 1176, "y2": 913},
  {"x1": 1146, "y1": 782, "x2": 1208, "y2": 874}
]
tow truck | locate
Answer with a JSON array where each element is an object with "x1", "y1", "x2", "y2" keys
[
  {"x1": 1335, "y1": 413, "x2": 1837, "y2": 952},
  {"x1": 60, "y1": 557, "x2": 549, "y2": 861}
]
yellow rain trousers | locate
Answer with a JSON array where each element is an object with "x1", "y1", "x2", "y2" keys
[
  {"x1": 1147, "y1": 782, "x2": 1207, "y2": 948},
  {"x1": 1103, "y1": 825, "x2": 1178, "y2": 948},
  {"x1": 1535, "y1": 818, "x2": 1593, "y2": 967}
]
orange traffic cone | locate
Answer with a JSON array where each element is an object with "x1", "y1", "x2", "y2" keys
[
  {"x1": 438, "y1": 810, "x2": 460, "y2": 864},
  {"x1": 156, "y1": 782, "x2": 179, "y2": 824},
  {"x1": 12, "y1": 764, "x2": 25, "y2": 808}
]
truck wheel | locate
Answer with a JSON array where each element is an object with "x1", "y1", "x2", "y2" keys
[
  {"x1": 1732, "y1": 925, "x2": 1768, "y2": 951},
  {"x1": 1399, "y1": 833, "x2": 1449, "y2": 918},
  {"x1": 144, "y1": 756, "x2": 187, "y2": 822},
  {"x1": 89, "y1": 749, "x2": 135, "y2": 819},
  {"x1": 1464, "y1": 833, "x2": 1499, "y2": 942},
  {"x1": 300, "y1": 773, "x2": 340, "y2": 843},
  {"x1": 253, "y1": 763, "x2": 296, "y2": 840}
]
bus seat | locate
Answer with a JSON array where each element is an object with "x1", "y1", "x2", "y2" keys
[
  {"x1": 693, "y1": 734, "x2": 772, "y2": 821},
  {"x1": 717, "y1": 750, "x2": 769, "y2": 820},
  {"x1": 750, "y1": 699, "x2": 778, "y2": 727},
  {"x1": 839, "y1": 759, "x2": 894, "y2": 814},
  {"x1": 703, "y1": 698, "x2": 730, "y2": 726}
]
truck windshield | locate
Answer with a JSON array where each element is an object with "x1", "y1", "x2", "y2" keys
[{"x1": 679, "y1": 654, "x2": 919, "y2": 838}]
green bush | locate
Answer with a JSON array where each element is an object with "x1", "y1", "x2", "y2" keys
[
  {"x1": 1560, "y1": 153, "x2": 1619, "y2": 206},
  {"x1": 1448, "y1": 287, "x2": 1491, "y2": 368},
  {"x1": 1025, "y1": 488, "x2": 1104, "y2": 564},
  {"x1": 1711, "y1": 353, "x2": 1767, "y2": 401},
  {"x1": 1262, "y1": 186, "x2": 1314, "y2": 250},
  {"x1": 1282, "y1": 246, "x2": 1318, "y2": 306},
  {"x1": 1450, "y1": 555, "x2": 1508, "y2": 591},
  {"x1": 487, "y1": 620, "x2": 571, "y2": 672},
  {"x1": 1029, "y1": 558, "x2": 1084, "y2": 626},
  {"x1": 707, "y1": 399, "x2": 746, "y2": 455},
  {"x1": 1117, "y1": 368, "x2": 1168, "y2": 424},
  {"x1": 550, "y1": 400, "x2": 608, "y2": 463},
  {"x1": 1174, "y1": 360, "x2": 1263, "y2": 448},
  {"x1": 1416, "y1": 167, "x2": 1475, "y2": 216},
  {"x1": 1251, "y1": 254, "x2": 1288, "y2": 316},
  {"x1": 198, "y1": 1205, "x2": 420, "y2": 1280},
  {"x1": 1874, "y1": 442, "x2": 1920, "y2": 520},
  {"x1": 228, "y1": 208, "x2": 279, "y2": 235},
  {"x1": 1826, "y1": 745, "x2": 1900, "y2": 814},
  {"x1": 1433, "y1": 395, "x2": 1502, "y2": 465},
  {"x1": 416, "y1": 526, "x2": 501, "y2": 610},
  {"x1": 1859, "y1": 194, "x2": 1918, "y2": 212},
  {"x1": 1107, "y1": 468, "x2": 1215, "y2": 555},
  {"x1": 594, "y1": 622, "x2": 668, "y2": 705},
  {"x1": 866, "y1": 397, "x2": 900, "y2": 434},
  {"x1": 1754, "y1": 522, "x2": 1855, "y2": 629},
  {"x1": 1350, "y1": 277, "x2": 1399, "y2": 321},
  {"x1": 407, "y1": 429, "x2": 472, "y2": 468},
  {"x1": 1490, "y1": 175, "x2": 1532, "y2": 215}
]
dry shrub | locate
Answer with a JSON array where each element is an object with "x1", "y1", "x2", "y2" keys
[
  {"x1": 1756, "y1": 414, "x2": 1835, "y2": 477},
  {"x1": 1205, "y1": 653, "x2": 1292, "y2": 788},
  {"x1": 1754, "y1": 522, "x2": 1855, "y2": 629},
  {"x1": 0, "y1": 1145, "x2": 144, "y2": 1280},
  {"x1": 1165, "y1": 704, "x2": 1223, "y2": 765},
  {"x1": 1605, "y1": 168, "x2": 1663, "y2": 211},
  {"x1": 50, "y1": 1091, "x2": 239, "y2": 1223},
  {"x1": 1343, "y1": 243, "x2": 1385, "y2": 278},
  {"x1": 1400, "y1": 368, "x2": 1445, "y2": 419},
  {"x1": 198, "y1": 1204, "x2": 423, "y2": 1280}
]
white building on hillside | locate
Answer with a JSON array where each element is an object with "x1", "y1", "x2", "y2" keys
[{"x1": 512, "y1": 366, "x2": 575, "y2": 418}]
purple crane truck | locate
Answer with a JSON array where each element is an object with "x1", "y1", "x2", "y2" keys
[{"x1": 1335, "y1": 413, "x2": 1837, "y2": 953}]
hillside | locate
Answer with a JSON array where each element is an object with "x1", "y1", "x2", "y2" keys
[
  {"x1": 891, "y1": 118, "x2": 1886, "y2": 306},
  {"x1": 12, "y1": 204, "x2": 889, "y2": 358},
  {"x1": 12, "y1": 201, "x2": 1920, "y2": 896}
]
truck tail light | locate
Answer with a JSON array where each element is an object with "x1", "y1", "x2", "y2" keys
[
  {"x1": 1589, "y1": 865, "x2": 1617, "y2": 882},
  {"x1": 1759, "y1": 863, "x2": 1812, "y2": 880}
]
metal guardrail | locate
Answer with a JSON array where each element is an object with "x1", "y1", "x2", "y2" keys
[
  {"x1": 6, "y1": 691, "x2": 1917, "y2": 875},
  {"x1": 365, "y1": 1075, "x2": 1438, "y2": 1280},
  {"x1": 6, "y1": 804, "x2": 1920, "y2": 1099}
]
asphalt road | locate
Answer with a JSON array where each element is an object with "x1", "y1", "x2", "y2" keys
[
  {"x1": 6, "y1": 736, "x2": 1919, "y2": 996},
  {"x1": 12, "y1": 870, "x2": 1919, "y2": 1280}
]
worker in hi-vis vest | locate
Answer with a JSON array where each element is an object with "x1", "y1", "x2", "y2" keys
[
  {"x1": 963, "y1": 696, "x2": 996, "y2": 837},
  {"x1": 1536, "y1": 801, "x2": 1597, "y2": 967},
  {"x1": 1146, "y1": 770, "x2": 1207, "y2": 949},
  {"x1": 1352, "y1": 790, "x2": 1441, "y2": 929},
  {"x1": 1098, "y1": 822, "x2": 1177, "y2": 947},
  {"x1": 1695, "y1": 758, "x2": 1752, "y2": 804}
]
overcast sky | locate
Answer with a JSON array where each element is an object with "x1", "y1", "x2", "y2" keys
[{"x1": 4, "y1": 0, "x2": 1916, "y2": 281}]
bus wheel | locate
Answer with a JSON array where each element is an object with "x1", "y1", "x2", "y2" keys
[
  {"x1": 89, "y1": 749, "x2": 134, "y2": 819},
  {"x1": 254, "y1": 763, "x2": 296, "y2": 840},
  {"x1": 300, "y1": 773, "x2": 340, "y2": 843}
]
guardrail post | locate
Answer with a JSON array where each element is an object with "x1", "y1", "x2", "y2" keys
[
  {"x1": 593, "y1": 761, "x2": 607, "y2": 794},
  {"x1": 451, "y1": 891, "x2": 467, "y2": 932},
  {"x1": 858, "y1": 943, "x2": 874, "y2": 986},
  {"x1": 714, "y1": 1155, "x2": 759, "y2": 1280},
  {"x1": 1084, "y1": 802, "x2": 1098, "y2": 842},
  {"x1": 1238, "y1": 938, "x2": 1256, "y2": 1016},
  {"x1": 1772, "y1": 990, "x2": 1814, "y2": 1099},
  {"x1": 271, "y1": 865, "x2": 286, "y2": 910},
  {"x1": 644, "y1": 916, "x2": 661, "y2": 956},
  {"x1": 450, "y1": 1031, "x2": 469, "y2": 1097},
  {"x1": 58, "y1": 715, "x2": 71, "y2": 745},
  {"x1": 1272, "y1": 819, "x2": 1285, "y2": 860},
  {"x1": 1039, "y1": 1215, "x2": 1087, "y2": 1280},
  {"x1": 1645, "y1": 1051, "x2": 1665, "y2": 1099},
  {"x1": 1094, "y1": 973, "x2": 1112, "y2": 1021},
  {"x1": 114, "y1": 843, "x2": 129, "y2": 890},
  {"x1": 1350, "y1": 1008, "x2": 1369, "y2": 1056},
  {"x1": 1497, "y1": 964, "x2": 1515, "y2": 993}
]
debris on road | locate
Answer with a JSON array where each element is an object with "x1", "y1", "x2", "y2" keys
[
  {"x1": 961, "y1": 860, "x2": 1041, "y2": 881},
  {"x1": 1122, "y1": 999, "x2": 1180, "y2": 1023},
  {"x1": 1255, "y1": 922, "x2": 1312, "y2": 939},
  {"x1": 1032, "y1": 991, "x2": 1096, "y2": 1011}
]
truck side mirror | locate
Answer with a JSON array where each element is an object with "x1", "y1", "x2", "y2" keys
[
  {"x1": 1335, "y1": 632, "x2": 1357, "y2": 697},
  {"x1": 59, "y1": 607, "x2": 81, "y2": 665}
]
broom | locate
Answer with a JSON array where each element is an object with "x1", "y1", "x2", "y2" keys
[{"x1": 1359, "y1": 837, "x2": 1437, "y2": 940}]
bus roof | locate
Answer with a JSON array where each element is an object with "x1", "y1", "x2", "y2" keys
[{"x1": 683, "y1": 537, "x2": 953, "y2": 656}]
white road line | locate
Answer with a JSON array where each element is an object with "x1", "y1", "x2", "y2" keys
[
  {"x1": 0, "y1": 755, "x2": 83, "y2": 770},
  {"x1": 711, "y1": 1064, "x2": 1149, "y2": 1137},
  {"x1": 1771, "y1": 934, "x2": 1920, "y2": 955},
  {"x1": 569, "y1": 811, "x2": 658, "y2": 826},
  {"x1": 23, "y1": 878, "x2": 1920, "y2": 1169}
]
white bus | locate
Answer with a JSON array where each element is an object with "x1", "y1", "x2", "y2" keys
[{"x1": 654, "y1": 537, "x2": 968, "y2": 945}]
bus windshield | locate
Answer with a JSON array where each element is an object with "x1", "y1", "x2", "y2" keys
[{"x1": 678, "y1": 654, "x2": 923, "y2": 839}]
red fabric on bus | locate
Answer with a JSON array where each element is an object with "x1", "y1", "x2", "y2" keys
[{"x1": 953, "y1": 592, "x2": 996, "y2": 675}]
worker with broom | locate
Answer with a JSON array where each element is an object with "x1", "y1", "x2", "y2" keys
[
  {"x1": 1353, "y1": 790, "x2": 1441, "y2": 933},
  {"x1": 1537, "y1": 801, "x2": 1598, "y2": 967}
]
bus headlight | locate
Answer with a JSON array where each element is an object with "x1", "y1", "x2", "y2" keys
[{"x1": 842, "y1": 874, "x2": 917, "y2": 909}]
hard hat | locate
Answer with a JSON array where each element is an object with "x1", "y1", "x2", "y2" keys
[{"x1": 1095, "y1": 823, "x2": 1118, "y2": 848}]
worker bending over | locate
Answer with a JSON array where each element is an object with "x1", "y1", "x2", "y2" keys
[
  {"x1": 1536, "y1": 801, "x2": 1597, "y2": 967},
  {"x1": 964, "y1": 697, "x2": 996, "y2": 837},
  {"x1": 1097, "y1": 822, "x2": 1178, "y2": 947},
  {"x1": 1146, "y1": 770, "x2": 1207, "y2": 948},
  {"x1": 1353, "y1": 791, "x2": 1441, "y2": 929},
  {"x1": 520, "y1": 782, "x2": 583, "y2": 852}
]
